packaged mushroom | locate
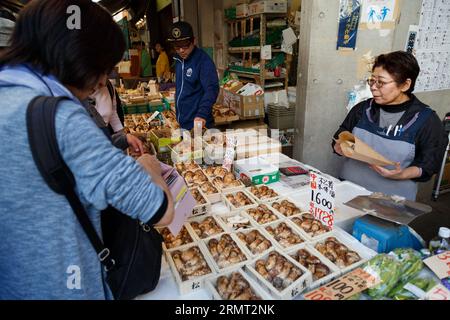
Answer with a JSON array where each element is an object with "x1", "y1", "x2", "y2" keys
[
  {"x1": 159, "y1": 226, "x2": 194, "y2": 250},
  {"x1": 175, "y1": 161, "x2": 202, "y2": 174},
  {"x1": 264, "y1": 221, "x2": 305, "y2": 249},
  {"x1": 246, "y1": 204, "x2": 282, "y2": 226},
  {"x1": 247, "y1": 185, "x2": 280, "y2": 202},
  {"x1": 188, "y1": 216, "x2": 225, "y2": 240},
  {"x1": 314, "y1": 236, "x2": 362, "y2": 269},
  {"x1": 208, "y1": 271, "x2": 266, "y2": 300},
  {"x1": 290, "y1": 213, "x2": 332, "y2": 239},
  {"x1": 247, "y1": 250, "x2": 311, "y2": 299},
  {"x1": 205, "y1": 234, "x2": 248, "y2": 271},
  {"x1": 270, "y1": 199, "x2": 303, "y2": 217},
  {"x1": 236, "y1": 229, "x2": 273, "y2": 257},
  {"x1": 183, "y1": 170, "x2": 208, "y2": 187},
  {"x1": 205, "y1": 167, "x2": 244, "y2": 192},
  {"x1": 289, "y1": 246, "x2": 338, "y2": 283},
  {"x1": 203, "y1": 165, "x2": 228, "y2": 179},
  {"x1": 168, "y1": 244, "x2": 213, "y2": 291},
  {"x1": 190, "y1": 188, "x2": 211, "y2": 217},
  {"x1": 196, "y1": 181, "x2": 220, "y2": 203},
  {"x1": 223, "y1": 190, "x2": 257, "y2": 212}
]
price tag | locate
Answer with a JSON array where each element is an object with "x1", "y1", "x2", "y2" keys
[
  {"x1": 424, "y1": 251, "x2": 450, "y2": 280},
  {"x1": 222, "y1": 136, "x2": 237, "y2": 172},
  {"x1": 424, "y1": 284, "x2": 450, "y2": 300},
  {"x1": 146, "y1": 111, "x2": 160, "y2": 124},
  {"x1": 309, "y1": 171, "x2": 336, "y2": 229},
  {"x1": 304, "y1": 268, "x2": 380, "y2": 301}
]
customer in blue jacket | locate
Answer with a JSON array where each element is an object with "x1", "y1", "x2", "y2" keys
[
  {"x1": 0, "y1": 0, "x2": 174, "y2": 300},
  {"x1": 168, "y1": 21, "x2": 219, "y2": 130}
]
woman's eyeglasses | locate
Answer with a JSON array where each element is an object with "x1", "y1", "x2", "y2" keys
[{"x1": 367, "y1": 78, "x2": 395, "y2": 88}]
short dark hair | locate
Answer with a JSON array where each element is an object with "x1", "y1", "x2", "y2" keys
[
  {"x1": 373, "y1": 51, "x2": 420, "y2": 95},
  {"x1": 0, "y1": 0, "x2": 125, "y2": 90}
]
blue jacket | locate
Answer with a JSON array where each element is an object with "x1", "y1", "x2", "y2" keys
[{"x1": 174, "y1": 47, "x2": 219, "y2": 130}]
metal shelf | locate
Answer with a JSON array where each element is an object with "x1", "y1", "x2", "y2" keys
[{"x1": 228, "y1": 46, "x2": 283, "y2": 53}]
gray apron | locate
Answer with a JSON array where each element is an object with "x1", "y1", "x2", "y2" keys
[{"x1": 340, "y1": 100, "x2": 432, "y2": 200}]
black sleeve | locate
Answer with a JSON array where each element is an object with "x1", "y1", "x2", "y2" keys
[
  {"x1": 331, "y1": 101, "x2": 365, "y2": 155},
  {"x1": 146, "y1": 191, "x2": 169, "y2": 225},
  {"x1": 410, "y1": 111, "x2": 449, "y2": 182}
]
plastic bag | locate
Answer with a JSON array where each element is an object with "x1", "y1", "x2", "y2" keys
[
  {"x1": 389, "y1": 248, "x2": 423, "y2": 283},
  {"x1": 388, "y1": 275, "x2": 437, "y2": 300},
  {"x1": 363, "y1": 254, "x2": 402, "y2": 299}
]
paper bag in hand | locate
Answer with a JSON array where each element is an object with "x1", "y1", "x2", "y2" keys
[{"x1": 336, "y1": 131, "x2": 396, "y2": 167}]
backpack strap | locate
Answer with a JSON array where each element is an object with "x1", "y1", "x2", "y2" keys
[{"x1": 26, "y1": 96, "x2": 116, "y2": 271}]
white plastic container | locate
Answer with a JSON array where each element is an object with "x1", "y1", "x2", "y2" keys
[
  {"x1": 262, "y1": 219, "x2": 307, "y2": 252},
  {"x1": 234, "y1": 227, "x2": 276, "y2": 259},
  {"x1": 244, "y1": 203, "x2": 285, "y2": 227},
  {"x1": 246, "y1": 184, "x2": 282, "y2": 204},
  {"x1": 222, "y1": 190, "x2": 258, "y2": 213},
  {"x1": 215, "y1": 211, "x2": 256, "y2": 233}
]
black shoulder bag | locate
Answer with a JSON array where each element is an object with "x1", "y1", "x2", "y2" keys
[{"x1": 26, "y1": 96, "x2": 164, "y2": 300}]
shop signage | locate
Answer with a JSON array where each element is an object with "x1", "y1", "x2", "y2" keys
[
  {"x1": 304, "y1": 268, "x2": 380, "y2": 300},
  {"x1": 309, "y1": 171, "x2": 336, "y2": 229},
  {"x1": 424, "y1": 251, "x2": 450, "y2": 280},
  {"x1": 337, "y1": 0, "x2": 362, "y2": 50},
  {"x1": 222, "y1": 136, "x2": 237, "y2": 172}
]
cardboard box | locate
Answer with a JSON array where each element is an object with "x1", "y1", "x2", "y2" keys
[
  {"x1": 236, "y1": 3, "x2": 249, "y2": 18},
  {"x1": 234, "y1": 157, "x2": 280, "y2": 185},
  {"x1": 223, "y1": 88, "x2": 265, "y2": 120},
  {"x1": 248, "y1": 1, "x2": 288, "y2": 15}
]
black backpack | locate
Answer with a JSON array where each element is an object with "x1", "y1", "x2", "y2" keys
[{"x1": 26, "y1": 96, "x2": 163, "y2": 300}]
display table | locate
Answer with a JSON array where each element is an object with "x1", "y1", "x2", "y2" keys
[{"x1": 138, "y1": 153, "x2": 375, "y2": 301}]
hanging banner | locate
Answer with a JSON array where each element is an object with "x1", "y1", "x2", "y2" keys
[{"x1": 337, "y1": 0, "x2": 362, "y2": 50}]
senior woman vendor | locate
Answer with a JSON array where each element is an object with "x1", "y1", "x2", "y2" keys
[{"x1": 332, "y1": 51, "x2": 448, "y2": 200}]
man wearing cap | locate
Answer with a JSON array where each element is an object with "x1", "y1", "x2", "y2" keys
[{"x1": 168, "y1": 21, "x2": 219, "y2": 130}]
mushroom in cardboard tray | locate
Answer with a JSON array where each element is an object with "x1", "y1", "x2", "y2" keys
[
  {"x1": 190, "y1": 188, "x2": 207, "y2": 205},
  {"x1": 216, "y1": 272, "x2": 261, "y2": 300},
  {"x1": 183, "y1": 170, "x2": 208, "y2": 186},
  {"x1": 199, "y1": 182, "x2": 219, "y2": 195},
  {"x1": 271, "y1": 200, "x2": 302, "y2": 217},
  {"x1": 249, "y1": 185, "x2": 278, "y2": 200},
  {"x1": 291, "y1": 249, "x2": 331, "y2": 281},
  {"x1": 237, "y1": 230, "x2": 272, "y2": 255},
  {"x1": 225, "y1": 191, "x2": 254, "y2": 208},
  {"x1": 171, "y1": 246, "x2": 212, "y2": 281},
  {"x1": 247, "y1": 204, "x2": 279, "y2": 225},
  {"x1": 255, "y1": 251, "x2": 303, "y2": 291},
  {"x1": 175, "y1": 161, "x2": 201, "y2": 174},
  {"x1": 160, "y1": 226, "x2": 193, "y2": 249},
  {"x1": 207, "y1": 234, "x2": 247, "y2": 269},
  {"x1": 291, "y1": 213, "x2": 331, "y2": 238},
  {"x1": 314, "y1": 237, "x2": 361, "y2": 268},
  {"x1": 190, "y1": 217, "x2": 224, "y2": 239},
  {"x1": 265, "y1": 222, "x2": 304, "y2": 248}
]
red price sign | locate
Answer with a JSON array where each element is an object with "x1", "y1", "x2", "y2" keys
[
  {"x1": 425, "y1": 284, "x2": 450, "y2": 300},
  {"x1": 424, "y1": 251, "x2": 450, "y2": 279},
  {"x1": 304, "y1": 268, "x2": 379, "y2": 301},
  {"x1": 309, "y1": 172, "x2": 336, "y2": 229}
]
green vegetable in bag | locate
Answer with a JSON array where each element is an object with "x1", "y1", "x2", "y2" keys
[
  {"x1": 389, "y1": 276, "x2": 437, "y2": 300},
  {"x1": 363, "y1": 254, "x2": 402, "y2": 299},
  {"x1": 389, "y1": 248, "x2": 423, "y2": 283}
]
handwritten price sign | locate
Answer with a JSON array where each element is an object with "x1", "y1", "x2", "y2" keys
[
  {"x1": 304, "y1": 268, "x2": 380, "y2": 301},
  {"x1": 309, "y1": 172, "x2": 336, "y2": 229},
  {"x1": 424, "y1": 250, "x2": 450, "y2": 280},
  {"x1": 424, "y1": 284, "x2": 450, "y2": 300}
]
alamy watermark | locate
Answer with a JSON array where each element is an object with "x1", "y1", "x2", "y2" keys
[{"x1": 66, "y1": 5, "x2": 81, "y2": 30}]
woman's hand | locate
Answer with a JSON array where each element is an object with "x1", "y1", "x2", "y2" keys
[
  {"x1": 369, "y1": 162, "x2": 403, "y2": 179},
  {"x1": 333, "y1": 142, "x2": 344, "y2": 156},
  {"x1": 127, "y1": 134, "x2": 145, "y2": 155},
  {"x1": 137, "y1": 154, "x2": 162, "y2": 178}
]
